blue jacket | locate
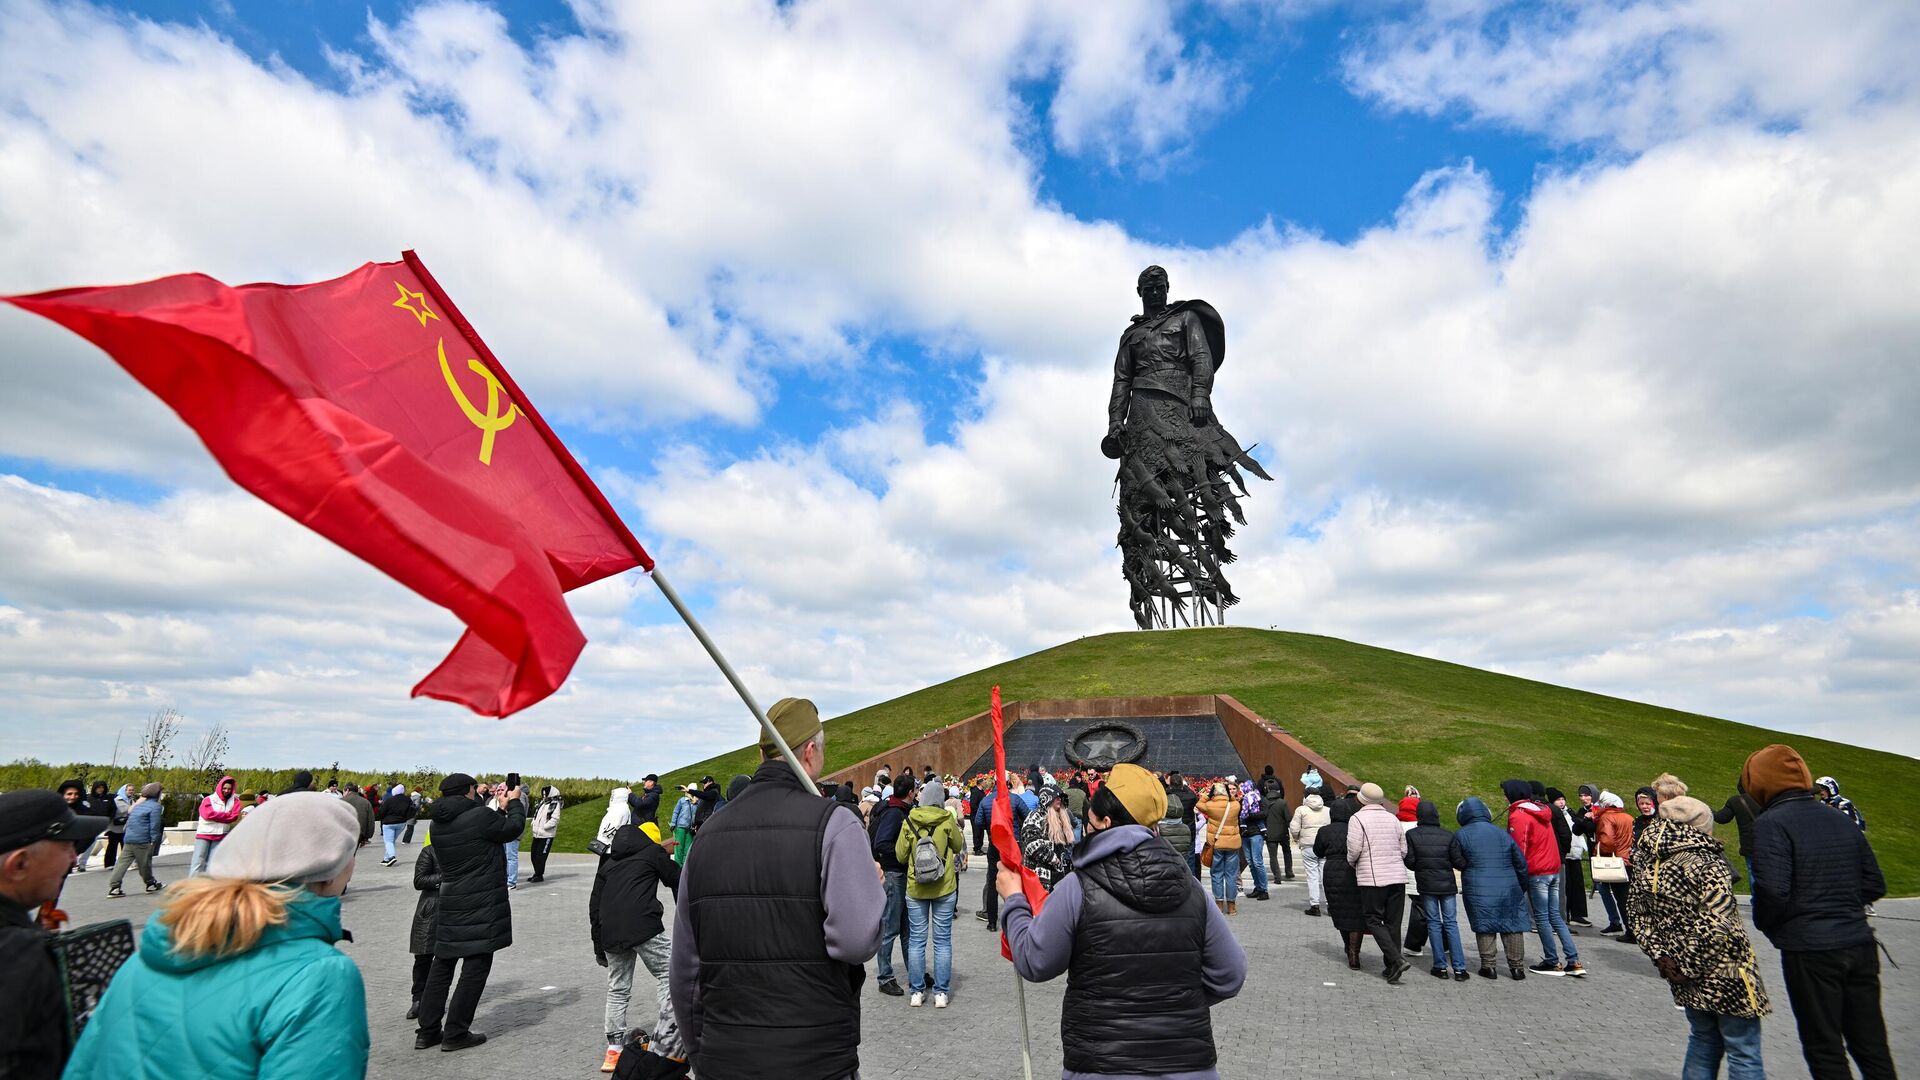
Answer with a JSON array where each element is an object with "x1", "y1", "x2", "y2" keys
[
  {"x1": 670, "y1": 795, "x2": 696, "y2": 830},
  {"x1": 122, "y1": 798, "x2": 165, "y2": 846},
  {"x1": 63, "y1": 890, "x2": 367, "y2": 1079},
  {"x1": 1448, "y1": 797, "x2": 1531, "y2": 934}
]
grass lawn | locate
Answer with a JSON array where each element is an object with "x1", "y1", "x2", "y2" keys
[{"x1": 624, "y1": 628, "x2": 1918, "y2": 894}]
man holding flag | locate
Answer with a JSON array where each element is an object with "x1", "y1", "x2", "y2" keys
[
  {"x1": 997, "y1": 762, "x2": 1248, "y2": 1080},
  {"x1": 669, "y1": 698, "x2": 884, "y2": 1080}
]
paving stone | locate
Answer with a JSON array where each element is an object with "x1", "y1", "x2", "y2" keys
[{"x1": 50, "y1": 844, "x2": 1919, "y2": 1079}]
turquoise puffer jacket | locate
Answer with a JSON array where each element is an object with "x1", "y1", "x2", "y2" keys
[{"x1": 63, "y1": 890, "x2": 367, "y2": 1079}]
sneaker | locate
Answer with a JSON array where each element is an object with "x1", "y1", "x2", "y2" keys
[
  {"x1": 878, "y1": 978, "x2": 904, "y2": 997},
  {"x1": 1404, "y1": 945, "x2": 1424, "y2": 957},
  {"x1": 1619, "y1": 932, "x2": 1638, "y2": 945},
  {"x1": 1305, "y1": 905, "x2": 1322, "y2": 917},
  {"x1": 975, "y1": 910, "x2": 989, "y2": 922},
  {"x1": 507, "y1": 883, "x2": 517, "y2": 891},
  {"x1": 601, "y1": 1046, "x2": 622, "y2": 1073},
  {"x1": 1478, "y1": 966, "x2": 1497, "y2": 980},
  {"x1": 145, "y1": 881, "x2": 164, "y2": 892},
  {"x1": 1563, "y1": 962, "x2": 1588, "y2": 978},
  {"x1": 909, "y1": 991, "x2": 925, "y2": 1007},
  {"x1": 106, "y1": 887, "x2": 124, "y2": 898},
  {"x1": 382, "y1": 857, "x2": 396, "y2": 867},
  {"x1": 933, "y1": 993, "x2": 950, "y2": 1008},
  {"x1": 1571, "y1": 916, "x2": 1593, "y2": 927},
  {"x1": 1529, "y1": 960, "x2": 1566, "y2": 977},
  {"x1": 1430, "y1": 967, "x2": 1449, "y2": 979},
  {"x1": 1599, "y1": 924, "x2": 1624, "y2": 935},
  {"x1": 1453, "y1": 970, "x2": 1471, "y2": 982}
]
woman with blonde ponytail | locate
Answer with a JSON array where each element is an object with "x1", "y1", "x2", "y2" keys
[{"x1": 64, "y1": 792, "x2": 369, "y2": 1078}]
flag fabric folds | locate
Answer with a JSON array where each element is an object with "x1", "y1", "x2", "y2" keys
[
  {"x1": 4, "y1": 252, "x2": 651, "y2": 717},
  {"x1": 988, "y1": 685, "x2": 1047, "y2": 960}
]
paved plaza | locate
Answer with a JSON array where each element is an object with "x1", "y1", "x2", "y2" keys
[{"x1": 54, "y1": 840, "x2": 1917, "y2": 1079}]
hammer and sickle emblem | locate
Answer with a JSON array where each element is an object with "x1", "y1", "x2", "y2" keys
[{"x1": 437, "y1": 338, "x2": 519, "y2": 465}]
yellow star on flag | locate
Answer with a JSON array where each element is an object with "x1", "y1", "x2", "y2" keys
[{"x1": 392, "y1": 281, "x2": 439, "y2": 327}]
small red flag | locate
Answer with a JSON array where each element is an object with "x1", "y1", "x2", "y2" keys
[
  {"x1": 989, "y1": 685, "x2": 1047, "y2": 959},
  {"x1": 5, "y1": 253, "x2": 650, "y2": 717}
]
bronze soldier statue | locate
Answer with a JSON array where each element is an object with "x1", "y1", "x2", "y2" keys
[{"x1": 1105, "y1": 265, "x2": 1270, "y2": 629}]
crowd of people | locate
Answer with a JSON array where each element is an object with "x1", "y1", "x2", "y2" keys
[{"x1": 0, "y1": 729, "x2": 1899, "y2": 1080}]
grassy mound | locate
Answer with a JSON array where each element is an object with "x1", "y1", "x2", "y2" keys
[{"x1": 623, "y1": 628, "x2": 1917, "y2": 894}]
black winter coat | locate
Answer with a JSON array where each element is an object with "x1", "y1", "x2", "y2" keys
[
  {"x1": 870, "y1": 800, "x2": 910, "y2": 873},
  {"x1": 0, "y1": 897, "x2": 66, "y2": 1080},
  {"x1": 591, "y1": 825, "x2": 680, "y2": 955},
  {"x1": 1312, "y1": 805, "x2": 1364, "y2": 932},
  {"x1": 379, "y1": 793, "x2": 414, "y2": 826},
  {"x1": 1751, "y1": 789, "x2": 1886, "y2": 952},
  {"x1": 428, "y1": 794, "x2": 526, "y2": 958},
  {"x1": 628, "y1": 787, "x2": 662, "y2": 828},
  {"x1": 1402, "y1": 816, "x2": 1458, "y2": 896},
  {"x1": 1714, "y1": 793, "x2": 1759, "y2": 858},
  {"x1": 410, "y1": 845, "x2": 441, "y2": 955}
]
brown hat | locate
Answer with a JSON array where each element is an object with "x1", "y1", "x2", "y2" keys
[
  {"x1": 1103, "y1": 764, "x2": 1167, "y2": 828},
  {"x1": 1740, "y1": 744, "x2": 1813, "y2": 807},
  {"x1": 759, "y1": 697, "x2": 823, "y2": 757}
]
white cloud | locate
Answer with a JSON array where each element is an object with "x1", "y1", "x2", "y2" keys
[
  {"x1": 1, "y1": 0, "x2": 1917, "y2": 774},
  {"x1": 1343, "y1": 0, "x2": 1920, "y2": 148}
]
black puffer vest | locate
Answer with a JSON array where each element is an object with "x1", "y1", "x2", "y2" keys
[
  {"x1": 1062, "y1": 832, "x2": 1215, "y2": 1074},
  {"x1": 682, "y1": 761, "x2": 862, "y2": 1080}
]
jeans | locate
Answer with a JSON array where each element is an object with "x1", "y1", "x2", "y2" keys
[
  {"x1": 189, "y1": 837, "x2": 220, "y2": 877},
  {"x1": 108, "y1": 842, "x2": 157, "y2": 890},
  {"x1": 1243, "y1": 833, "x2": 1269, "y2": 892},
  {"x1": 1780, "y1": 942, "x2": 1899, "y2": 1080},
  {"x1": 1683, "y1": 1008, "x2": 1766, "y2": 1080},
  {"x1": 1301, "y1": 849, "x2": 1325, "y2": 907},
  {"x1": 1743, "y1": 856, "x2": 1757, "y2": 894},
  {"x1": 1209, "y1": 848, "x2": 1241, "y2": 901},
  {"x1": 417, "y1": 952, "x2": 494, "y2": 1039},
  {"x1": 906, "y1": 891, "x2": 957, "y2": 994},
  {"x1": 1599, "y1": 879, "x2": 1629, "y2": 927},
  {"x1": 1528, "y1": 873, "x2": 1579, "y2": 965},
  {"x1": 1420, "y1": 894, "x2": 1468, "y2": 971},
  {"x1": 503, "y1": 840, "x2": 519, "y2": 887},
  {"x1": 604, "y1": 936, "x2": 673, "y2": 1043},
  {"x1": 877, "y1": 870, "x2": 907, "y2": 981},
  {"x1": 383, "y1": 823, "x2": 405, "y2": 861},
  {"x1": 1186, "y1": 850, "x2": 1202, "y2": 879}
]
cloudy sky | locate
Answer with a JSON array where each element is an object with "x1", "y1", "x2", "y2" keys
[{"x1": 2, "y1": 0, "x2": 1917, "y2": 776}]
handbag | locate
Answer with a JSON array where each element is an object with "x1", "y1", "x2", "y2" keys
[
  {"x1": 1199, "y1": 810, "x2": 1225, "y2": 869},
  {"x1": 1592, "y1": 854, "x2": 1628, "y2": 883}
]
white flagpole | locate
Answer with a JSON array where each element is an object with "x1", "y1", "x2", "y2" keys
[{"x1": 649, "y1": 567, "x2": 818, "y2": 796}]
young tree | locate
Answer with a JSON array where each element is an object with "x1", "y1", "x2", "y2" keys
[
  {"x1": 182, "y1": 723, "x2": 230, "y2": 790},
  {"x1": 135, "y1": 708, "x2": 184, "y2": 772}
]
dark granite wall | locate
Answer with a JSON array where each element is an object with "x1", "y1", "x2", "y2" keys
[{"x1": 963, "y1": 715, "x2": 1250, "y2": 780}]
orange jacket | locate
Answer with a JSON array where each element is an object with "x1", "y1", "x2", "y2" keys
[
  {"x1": 1195, "y1": 793, "x2": 1243, "y2": 851},
  {"x1": 1594, "y1": 806, "x2": 1635, "y2": 859}
]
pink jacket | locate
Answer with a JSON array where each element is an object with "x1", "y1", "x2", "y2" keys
[
  {"x1": 1345, "y1": 802, "x2": 1408, "y2": 886},
  {"x1": 195, "y1": 776, "x2": 243, "y2": 841}
]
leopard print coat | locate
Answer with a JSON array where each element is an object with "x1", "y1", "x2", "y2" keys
[{"x1": 1626, "y1": 818, "x2": 1771, "y2": 1018}]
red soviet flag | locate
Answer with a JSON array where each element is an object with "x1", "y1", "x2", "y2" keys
[
  {"x1": 988, "y1": 685, "x2": 1047, "y2": 960},
  {"x1": 4, "y1": 252, "x2": 651, "y2": 716}
]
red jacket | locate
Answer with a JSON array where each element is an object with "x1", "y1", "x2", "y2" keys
[{"x1": 1508, "y1": 800, "x2": 1560, "y2": 876}]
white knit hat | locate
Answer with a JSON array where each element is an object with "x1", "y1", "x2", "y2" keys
[{"x1": 207, "y1": 791, "x2": 359, "y2": 884}]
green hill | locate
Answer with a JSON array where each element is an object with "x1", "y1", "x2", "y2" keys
[{"x1": 590, "y1": 628, "x2": 1919, "y2": 894}]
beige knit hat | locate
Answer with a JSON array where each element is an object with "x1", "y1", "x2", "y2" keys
[
  {"x1": 207, "y1": 791, "x2": 359, "y2": 884},
  {"x1": 1358, "y1": 782, "x2": 1388, "y2": 806},
  {"x1": 1658, "y1": 795, "x2": 1715, "y2": 835}
]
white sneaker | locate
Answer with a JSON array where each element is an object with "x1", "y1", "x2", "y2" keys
[
  {"x1": 933, "y1": 993, "x2": 950, "y2": 1009},
  {"x1": 909, "y1": 991, "x2": 925, "y2": 1007}
]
